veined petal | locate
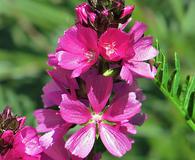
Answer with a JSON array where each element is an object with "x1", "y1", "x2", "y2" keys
[
  {"x1": 56, "y1": 26, "x2": 84, "y2": 53},
  {"x1": 132, "y1": 36, "x2": 159, "y2": 61},
  {"x1": 65, "y1": 124, "x2": 96, "y2": 158},
  {"x1": 34, "y1": 109, "x2": 65, "y2": 132},
  {"x1": 77, "y1": 25, "x2": 98, "y2": 51},
  {"x1": 129, "y1": 21, "x2": 147, "y2": 42},
  {"x1": 60, "y1": 94, "x2": 91, "y2": 124},
  {"x1": 56, "y1": 51, "x2": 85, "y2": 70},
  {"x1": 86, "y1": 74, "x2": 113, "y2": 113},
  {"x1": 120, "y1": 64, "x2": 133, "y2": 84},
  {"x1": 127, "y1": 61, "x2": 157, "y2": 79},
  {"x1": 39, "y1": 126, "x2": 70, "y2": 149},
  {"x1": 16, "y1": 126, "x2": 43, "y2": 156},
  {"x1": 56, "y1": 25, "x2": 99, "y2": 77},
  {"x1": 99, "y1": 123, "x2": 133, "y2": 157},
  {"x1": 103, "y1": 92, "x2": 141, "y2": 122}
]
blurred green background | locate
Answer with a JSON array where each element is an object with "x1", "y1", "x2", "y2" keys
[{"x1": 0, "y1": 0, "x2": 194, "y2": 159}]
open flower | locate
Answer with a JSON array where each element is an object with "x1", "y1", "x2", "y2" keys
[
  {"x1": 50, "y1": 25, "x2": 99, "y2": 78},
  {"x1": 0, "y1": 107, "x2": 42, "y2": 160},
  {"x1": 99, "y1": 21, "x2": 158, "y2": 84},
  {"x1": 60, "y1": 74, "x2": 142, "y2": 158}
]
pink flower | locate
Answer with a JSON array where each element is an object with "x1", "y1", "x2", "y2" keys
[
  {"x1": 75, "y1": 3, "x2": 96, "y2": 25},
  {"x1": 60, "y1": 74, "x2": 142, "y2": 158},
  {"x1": 42, "y1": 67, "x2": 78, "y2": 108},
  {"x1": 50, "y1": 25, "x2": 99, "y2": 78},
  {"x1": 99, "y1": 28, "x2": 133, "y2": 61},
  {"x1": 3, "y1": 126, "x2": 43, "y2": 160},
  {"x1": 0, "y1": 108, "x2": 42, "y2": 160},
  {"x1": 99, "y1": 21, "x2": 159, "y2": 84}
]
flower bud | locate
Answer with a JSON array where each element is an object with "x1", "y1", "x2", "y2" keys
[
  {"x1": 75, "y1": 2, "x2": 96, "y2": 25},
  {"x1": 120, "y1": 5, "x2": 135, "y2": 19}
]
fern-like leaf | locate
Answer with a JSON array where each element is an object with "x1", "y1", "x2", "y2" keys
[{"x1": 154, "y1": 40, "x2": 195, "y2": 131}]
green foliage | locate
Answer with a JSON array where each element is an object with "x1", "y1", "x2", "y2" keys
[
  {"x1": 0, "y1": 85, "x2": 36, "y2": 126},
  {"x1": 154, "y1": 40, "x2": 195, "y2": 130}
]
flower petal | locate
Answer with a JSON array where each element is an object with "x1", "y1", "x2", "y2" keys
[
  {"x1": 120, "y1": 64, "x2": 133, "y2": 84},
  {"x1": 42, "y1": 80, "x2": 65, "y2": 108},
  {"x1": 99, "y1": 28, "x2": 131, "y2": 61},
  {"x1": 16, "y1": 126, "x2": 43, "y2": 156},
  {"x1": 65, "y1": 124, "x2": 96, "y2": 158},
  {"x1": 127, "y1": 61, "x2": 157, "y2": 79},
  {"x1": 99, "y1": 123, "x2": 133, "y2": 157},
  {"x1": 86, "y1": 74, "x2": 113, "y2": 113},
  {"x1": 56, "y1": 25, "x2": 99, "y2": 77},
  {"x1": 34, "y1": 109, "x2": 65, "y2": 132},
  {"x1": 103, "y1": 92, "x2": 141, "y2": 122},
  {"x1": 132, "y1": 36, "x2": 159, "y2": 61},
  {"x1": 39, "y1": 126, "x2": 69, "y2": 149},
  {"x1": 60, "y1": 94, "x2": 91, "y2": 124},
  {"x1": 129, "y1": 21, "x2": 147, "y2": 42},
  {"x1": 48, "y1": 68, "x2": 78, "y2": 90},
  {"x1": 41, "y1": 138, "x2": 70, "y2": 160},
  {"x1": 56, "y1": 26, "x2": 84, "y2": 53}
]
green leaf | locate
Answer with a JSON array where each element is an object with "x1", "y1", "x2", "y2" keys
[{"x1": 154, "y1": 41, "x2": 195, "y2": 131}]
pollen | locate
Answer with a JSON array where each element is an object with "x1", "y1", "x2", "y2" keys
[
  {"x1": 104, "y1": 42, "x2": 116, "y2": 56},
  {"x1": 92, "y1": 113, "x2": 102, "y2": 123},
  {"x1": 84, "y1": 50, "x2": 96, "y2": 63}
]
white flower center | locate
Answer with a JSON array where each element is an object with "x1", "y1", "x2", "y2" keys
[
  {"x1": 104, "y1": 42, "x2": 116, "y2": 56},
  {"x1": 92, "y1": 113, "x2": 102, "y2": 123},
  {"x1": 84, "y1": 50, "x2": 96, "y2": 63}
]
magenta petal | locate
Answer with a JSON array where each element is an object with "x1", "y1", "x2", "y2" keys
[
  {"x1": 57, "y1": 26, "x2": 84, "y2": 53},
  {"x1": 71, "y1": 63, "x2": 91, "y2": 78},
  {"x1": 55, "y1": 25, "x2": 99, "y2": 77},
  {"x1": 48, "y1": 53, "x2": 58, "y2": 66},
  {"x1": 99, "y1": 28, "x2": 130, "y2": 61},
  {"x1": 48, "y1": 68, "x2": 78, "y2": 90},
  {"x1": 39, "y1": 127, "x2": 69, "y2": 150},
  {"x1": 77, "y1": 24, "x2": 98, "y2": 51},
  {"x1": 128, "y1": 61, "x2": 157, "y2": 79},
  {"x1": 129, "y1": 21, "x2": 148, "y2": 42},
  {"x1": 103, "y1": 92, "x2": 141, "y2": 122},
  {"x1": 113, "y1": 82, "x2": 145, "y2": 102},
  {"x1": 65, "y1": 124, "x2": 96, "y2": 158},
  {"x1": 34, "y1": 109, "x2": 65, "y2": 132},
  {"x1": 99, "y1": 123, "x2": 133, "y2": 157},
  {"x1": 16, "y1": 126, "x2": 43, "y2": 156},
  {"x1": 120, "y1": 64, "x2": 133, "y2": 84},
  {"x1": 132, "y1": 36, "x2": 159, "y2": 61},
  {"x1": 129, "y1": 113, "x2": 147, "y2": 126},
  {"x1": 120, "y1": 122, "x2": 137, "y2": 134},
  {"x1": 41, "y1": 139, "x2": 70, "y2": 160},
  {"x1": 60, "y1": 94, "x2": 91, "y2": 124},
  {"x1": 120, "y1": 5, "x2": 134, "y2": 19},
  {"x1": 56, "y1": 51, "x2": 85, "y2": 70},
  {"x1": 42, "y1": 80, "x2": 65, "y2": 108},
  {"x1": 86, "y1": 74, "x2": 113, "y2": 113}
]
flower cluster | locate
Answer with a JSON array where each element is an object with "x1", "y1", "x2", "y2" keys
[
  {"x1": 0, "y1": 107, "x2": 42, "y2": 160},
  {"x1": 0, "y1": 0, "x2": 158, "y2": 159},
  {"x1": 34, "y1": 0, "x2": 158, "y2": 159}
]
